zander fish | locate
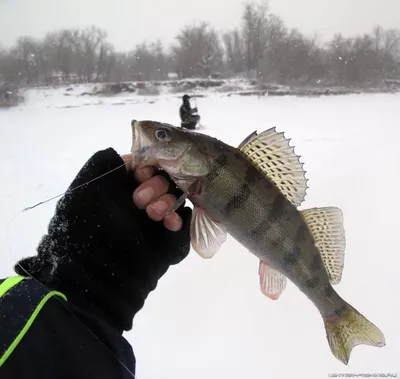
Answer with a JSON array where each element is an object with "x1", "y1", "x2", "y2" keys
[{"x1": 130, "y1": 119, "x2": 385, "y2": 365}]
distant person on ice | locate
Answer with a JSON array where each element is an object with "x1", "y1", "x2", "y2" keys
[
  {"x1": 179, "y1": 94, "x2": 200, "y2": 130},
  {"x1": 0, "y1": 148, "x2": 192, "y2": 378}
]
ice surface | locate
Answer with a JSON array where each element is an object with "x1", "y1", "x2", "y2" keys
[{"x1": 1, "y1": 88, "x2": 399, "y2": 379}]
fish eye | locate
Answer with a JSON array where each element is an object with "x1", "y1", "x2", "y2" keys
[{"x1": 155, "y1": 129, "x2": 170, "y2": 142}]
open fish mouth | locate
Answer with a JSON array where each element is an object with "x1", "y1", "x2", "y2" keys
[
  {"x1": 130, "y1": 119, "x2": 192, "y2": 166},
  {"x1": 130, "y1": 119, "x2": 154, "y2": 165}
]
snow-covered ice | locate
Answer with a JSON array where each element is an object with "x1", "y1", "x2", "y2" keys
[{"x1": 1, "y1": 88, "x2": 399, "y2": 379}]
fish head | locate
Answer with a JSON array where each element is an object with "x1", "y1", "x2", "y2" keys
[{"x1": 130, "y1": 119, "x2": 211, "y2": 179}]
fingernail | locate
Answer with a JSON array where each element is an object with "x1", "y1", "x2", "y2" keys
[
  {"x1": 135, "y1": 187, "x2": 154, "y2": 206},
  {"x1": 150, "y1": 200, "x2": 168, "y2": 215},
  {"x1": 168, "y1": 213, "x2": 182, "y2": 231},
  {"x1": 141, "y1": 166, "x2": 154, "y2": 180}
]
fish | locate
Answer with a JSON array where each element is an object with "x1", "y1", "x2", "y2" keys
[{"x1": 129, "y1": 119, "x2": 385, "y2": 365}]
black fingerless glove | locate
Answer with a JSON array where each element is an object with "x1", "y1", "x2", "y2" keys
[{"x1": 15, "y1": 148, "x2": 192, "y2": 332}]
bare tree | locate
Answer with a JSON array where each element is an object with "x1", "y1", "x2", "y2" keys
[
  {"x1": 324, "y1": 30, "x2": 399, "y2": 86},
  {"x1": 0, "y1": 47, "x2": 9, "y2": 83},
  {"x1": 65, "y1": 26, "x2": 108, "y2": 82},
  {"x1": 42, "y1": 30, "x2": 75, "y2": 80},
  {"x1": 95, "y1": 42, "x2": 116, "y2": 82},
  {"x1": 258, "y1": 14, "x2": 287, "y2": 81},
  {"x1": 373, "y1": 25, "x2": 400, "y2": 55},
  {"x1": 150, "y1": 40, "x2": 171, "y2": 80},
  {"x1": 241, "y1": 0, "x2": 270, "y2": 77},
  {"x1": 129, "y1": 43, "x2": 154, "y2": 81},
  {"x1": 223, "y1": 28, "x2": 245, "y2": 74},
  {"x1": 1, "y1": 18, "x2": 400, "y2": 88},
  {"x1": 172, "y1": 21, "x2": 224, "y2": 78},
  {"x1": 11, "y1": 36, "x2": 46, "y2": 84}
]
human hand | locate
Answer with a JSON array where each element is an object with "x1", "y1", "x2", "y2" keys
[
  {"x1": 15, "y1": 148, "x2": 193, "y2": 331},
  {"x1": 120, "y1": 154, "x2": 184, "y2": 232}
]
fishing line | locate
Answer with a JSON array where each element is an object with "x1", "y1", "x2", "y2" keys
[
  {"x1": 5, "y1": 158, "x2": 137, "y2": 378},
  {"x1": 22, "y1": 160, "x2": 129, "y2": 212},
  {"x1": 192, "y1": 89, "x2": 199, "y2": 111}
]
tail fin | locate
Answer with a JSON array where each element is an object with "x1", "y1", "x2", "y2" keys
[{"x1": 324, "y1": 303, "x2": 386, "y2": 365}]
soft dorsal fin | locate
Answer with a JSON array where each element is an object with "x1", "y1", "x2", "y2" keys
[
  {"x1": 300, "y1": 206, "x2": 346, "y2": 285},
  {"x1": 238, "y1": 128, "x2": 308, "y2": 208}
]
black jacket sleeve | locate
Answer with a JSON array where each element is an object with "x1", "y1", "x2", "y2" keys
[
  {"x1": 1, "y1": 148, "x2": 192, "y2": 378},
  {"x1": 1, "y1": 279, "x2": 137, "y2": 379}
]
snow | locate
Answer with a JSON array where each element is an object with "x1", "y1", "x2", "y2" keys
[{"x1": 1, "y1": 88, "x2": 399, "y2": 379}]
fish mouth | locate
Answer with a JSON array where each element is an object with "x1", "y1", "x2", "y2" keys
[
  {"x1": 131, "y1": 119, "x2": 162, "y2": 166},
  {"x1": 130, "y1": 119, "x2": 190, "y2": 166},
  {"x1": 131, "y1": 119, "x2": 148, "y2": 164}
]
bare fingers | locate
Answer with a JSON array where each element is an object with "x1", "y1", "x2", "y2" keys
[
  {"x1": 120, "y1": 153, "x2": 135, "y2": 172},
  {"x1": 163, "y1": 212, "x2": 183, "y2": 232},
  {"x1": 131, "y1": 166, "x2": 183, "y2": 232},
  {"x1": 120, "y1": 153, "x2": 155, "y2": 182}
]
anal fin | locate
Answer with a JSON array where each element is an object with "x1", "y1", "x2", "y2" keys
[
  {"x1": 300, "y1": 207, "x2": 346, "y2": 285},
  {"x1": 190, "y1": 207, "x2": 227, "y2": 259},
  {"x1": 258, "y1": 260, "x2": 287, "y2": 300}
]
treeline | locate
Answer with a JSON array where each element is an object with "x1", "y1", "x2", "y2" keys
[{"x1": 1, "y1": 0, "x2": 400, "y2": 87}]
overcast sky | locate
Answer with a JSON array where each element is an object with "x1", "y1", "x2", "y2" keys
[{"x1": 0, "y1": 0, "x2": 399, "y2": 51}]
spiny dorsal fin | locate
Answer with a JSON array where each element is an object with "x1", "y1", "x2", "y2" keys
[
  {"x1": 238, "y1": 128, "x2": 308, "y2": 208},
  {"x1": 238, "y1": 131, "x2": 258, "y2": 150},
  {"x1": 300, "y1": 207, "x2": 346, "y2": 285}
]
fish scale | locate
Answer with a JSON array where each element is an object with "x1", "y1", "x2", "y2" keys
[{"x1": 130, "y1": 119, "x2": 386, "y2": 366}]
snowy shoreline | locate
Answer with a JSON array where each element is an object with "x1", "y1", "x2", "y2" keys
[{"x1": 13, "y1": 77, "x2": 400, "y2": 106}]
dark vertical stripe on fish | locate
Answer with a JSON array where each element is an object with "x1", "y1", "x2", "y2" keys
[
  {"x1": 295, "y1": 224, "x2": 309, "y2": 243},
  {"x1": 283, "y1": 248, "x2": 300, "y2": 266},
  {"x1": 223, "y1": 183, "x2": 251, "y2": 216},
  {"x1": 269, "y1": 194, "x2": 286, "y2": 221},
  {"x1": 311, "y1": 253, "x2": 323, "y2": 271},
  {"x1": 250, "y1": 219, "x2": 271, "y2": 237},
  {"x1": 206, "y1": 154, "x2": 227, "y2": 183},
  {"x1": 249, "y1": 194, "x2": 287, "y2": 242},
  {"x1": 325, "y1": 285, "x2": 334, "y2": 298},
  {"x1": 244, "y1": 167, "x2": 258, "y2": 185},
  {"x1": 305, "y1": 277, "x2": 320, "y2": 289}
]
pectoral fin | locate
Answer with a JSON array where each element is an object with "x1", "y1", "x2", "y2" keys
[
  {"x1": 190, "y1": 207, "x2": 227, "y2": 259},
  {"x1": 258, "y1": 260, "x2": 287, "y2": 300}
]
